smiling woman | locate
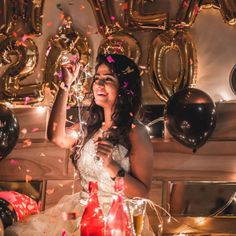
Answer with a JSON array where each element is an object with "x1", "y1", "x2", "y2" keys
[{"x1": 5, "y1": 54, "x2": 155, "y2": 235}]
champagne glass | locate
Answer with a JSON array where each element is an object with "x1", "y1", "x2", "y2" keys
[{"x1": 128, "y1": 199, "x2": 146, "y2": 236}]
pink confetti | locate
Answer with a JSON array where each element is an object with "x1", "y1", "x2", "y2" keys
[
  {"x1": 61, "y1": 229, "x2": 67, "y2": 236},
  {"x1": 24, "y1": 97, "x2": 30, "y2": 105},
  {"x1": 106, "y1": 55, "x2": 115, "y2": 63},
  {"x1": 123, "y1": 81, "x2": 128, "y2": 88},
  {"x1": 110, "y1": 16, "x2": 115, "y2": 21},
  {"x1": 31, "y1": 128, "x2": 39, "y2": 132},
  {"x1": 10, "y1": 159, "x2": 18, "y2": 165},
  {"x1": 183, "y1": 0, "x2": 188, "y2": 8},
  {"x1": 21, "y1": 34, "x2": 34, "y2": 42}
]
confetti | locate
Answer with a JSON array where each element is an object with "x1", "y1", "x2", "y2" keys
[
  {"x1": 21, "y1": 128, "x2": 28, "y2": 135},
  {"x1": 79, "y1": 4, "x2": 85, "y2": 11},
  {"x1": 61, "y1": 229, "x2": 67, "y2": 236},
  {"x1": 31, "y1": 128, "x2": 39, "y2": 132},
  {"x1": 120, "y1": 2, "x2": 128, "y2": 10},
  {"x1": 24, "y1": 97, "x2": 31, "y2": 105},
  {"x1": 25, "y1": 175, "x2": 32, "y2": 183},
  {"x1": 46, "y1": 22, "x2": 53, "y2": 27},
  {"x1": 10, "y1": 159, "x2": 18, "y2": 165},
  {"x1": 22, "y1": 139, "x2": 32, "y2": 148},
  {"x1": 106, "y1": 55, "x2": 115, "y2": 63},
  {"x1": 110, "y1": 16, "x2": 115, "y2": 21},
  {"x1": 46, "y1": 188, "x2": 55, "y2": 195}
]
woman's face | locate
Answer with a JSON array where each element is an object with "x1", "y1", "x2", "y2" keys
[{"x1": 93, "y1": 63, "x2": 119, "y2": 110}]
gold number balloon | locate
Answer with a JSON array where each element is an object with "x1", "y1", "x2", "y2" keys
[
  {"x1": 176, "y1": 0, "x2": 236, "y2": 27},
  {"x1": 44, "y1": 16, "x2": 92, "y2": 106},
  {"x1": 0, "y1": 34, "x2": 40, "y2": 104},
  {"x1": 148, "y1": 29, "x2": 197, "y2": 102},
  {"x1": 126, "y1": 0, "x2": 167, "y2": 30},
  {"x1": 98, "y1": 32, "x2": 141, "y2": 64},
  {"x1": 0, "y1": 0, "x2": 44, "y2": 35},
  {"x1": 88, "y1": 0, "x2": 121, "y2": 36}
]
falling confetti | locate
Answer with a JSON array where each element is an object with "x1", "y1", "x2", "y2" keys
[
  {"x1": 22, "y1": 139, "x2": 32, "y2": 148},
  {"x1": 106, "y1": 55, "x2": 115, "y2": 63},
  {"x1": 24, "y1": 97, "x2": 31, "y2": 105},
  {"x1": 10, "y1": 159, "x2": 18, "y2": 165},
  {"x1": 46, "y1": 188, "x2": 55, "y2": 195},
  {"x1": 31, "y1": 128, "x2": 39, "y2": 132},
  {"x1": 25, "y1": 175, "x2": 32, "y2": 183}
]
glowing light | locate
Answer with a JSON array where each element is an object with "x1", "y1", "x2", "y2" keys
[
  {"x1": 70, "y1": 130, "x2": 80, "y2": 139},
  {"x1": 36, "y1": 106, "x2": 46, "y2": 114},
  {"x1": 195, "y1": 217, "x2": 206, "y2": 225}
]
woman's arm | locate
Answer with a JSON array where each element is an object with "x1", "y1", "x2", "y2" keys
[
  {"x1": 47, "y1": 64, "x2": 81, "y2": 149},
  {"x1": 124, "y1": 124, "x2": 154, "y2": 198},
  {"x1": 102, "y1": 124, "x2": 154, "y2": 198}
]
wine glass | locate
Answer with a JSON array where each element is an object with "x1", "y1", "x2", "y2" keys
[{"x1": 128, "y1": 199, "x2": 147, "y2": 236}]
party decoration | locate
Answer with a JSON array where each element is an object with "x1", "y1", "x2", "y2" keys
[
  {"x1": 0, "y1": 191, "x2": 39, "y2": 221},
  {"x1": 44, "y1": 15, "x2": 92, "y2": 106},
  {"x1": 0, "y1": 0, "x2": 45, "y2": 35},
  {"x1": 126, "y1": 0, "x2": 167, "y2": 30},
  {"x1": 80, "y1": 181, "x2": 105, "y2": 236},
  {"x1": 149, "y1": 29, "x2": 197, "y2": 102},
  {"x1": 0, "y1": 104, "x2": 19, "y2": 160},
  {"x1": 98, "y1": 32, "x2": 141, "y2": 64},
  {"x1": 165, "y1": 87, "x2": 216, "y2": 151},
  {"x1": 105, "y1": 178, "x2": 132, "y2": 235},
  {"x1": 0, "y1": 34, "x2": 40, "y2": 104},
  {"x1": 88, "y1": 0, "x2": 122, "y2": 36},
  {"x1": 176, "y1": 0, "x2": 236, "y2": 28}
]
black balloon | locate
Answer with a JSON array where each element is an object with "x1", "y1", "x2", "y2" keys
[
  {"x1": 0, "y1": 104, "x2": 19, "y2": 160},
  {"x1": 165, "y1": 88, "x2": 216, "y2": 151}
]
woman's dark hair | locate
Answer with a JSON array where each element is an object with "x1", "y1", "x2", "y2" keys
[{"x1": 71, "y1": 53, "x2": 142, "y2": 166}]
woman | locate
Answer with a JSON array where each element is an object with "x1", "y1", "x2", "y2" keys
[{"x1": 5, "y1": 54, "x2": 154, "y2": 235}]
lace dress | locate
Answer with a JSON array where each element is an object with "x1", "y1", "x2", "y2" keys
[{"x1": 5, "y1": 139, "x2": 154, "y2": 236}]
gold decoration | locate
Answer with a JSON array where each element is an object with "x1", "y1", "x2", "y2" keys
[
  {"x1": 44, "y1": 15, "x2": 92, "y2": 106},
  {"x1": 98, "y1": 32, "x2": 141, "y2": 64},
  {"x1": 88, "y1": 0, "x2": 122, "y2": 36},
  {"x1": 0, "y1": 34, "x2": 40, "y2": 104},
  {"x1": 176, "y1": 0, "x2": 236, "y2": 27},
  {"x1": 148, "y1": 29, "x2": 197, "y2": 102},
  {"x1": 126, "y1": 0, "x2": 167, "y2": 30},
  {"x1": 0, "y1": 0, "x2": 44, "y2": 35}
]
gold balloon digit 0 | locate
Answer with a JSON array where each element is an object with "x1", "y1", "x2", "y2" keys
[
  {"x1": 0, "y1": 34, "x2": 40, "y2": 104},
  {"x1": 148, "y1": 29, "x2": 197, "y2": 102}
]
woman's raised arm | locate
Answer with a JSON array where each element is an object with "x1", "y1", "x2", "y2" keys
[{"x1": 47, "y1": 64, "x2": 81, "y2": 149}]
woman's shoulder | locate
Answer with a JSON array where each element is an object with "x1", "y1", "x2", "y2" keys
[{"x1": 130, "y1": 119, "x2": 149, "y2": 141}]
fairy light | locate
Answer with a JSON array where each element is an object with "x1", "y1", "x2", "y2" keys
[
  {"x1": 195, "y1": 217, "x2": 206, "y2": 225},
  {"x1": 35, "y1": 106, "x2": 46, "y2": 114}
]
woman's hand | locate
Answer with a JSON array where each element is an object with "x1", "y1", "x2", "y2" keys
[
  {"x1": 61, "y1": 62, "x2": 81, "y2": 88},
  {"x1": 95, "y1": 138, "x2": 114, "y2": 167}
]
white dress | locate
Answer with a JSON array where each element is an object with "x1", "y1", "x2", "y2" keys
[{"x1": 5, "y1": 139, "x2": 155, "y2": 236}]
